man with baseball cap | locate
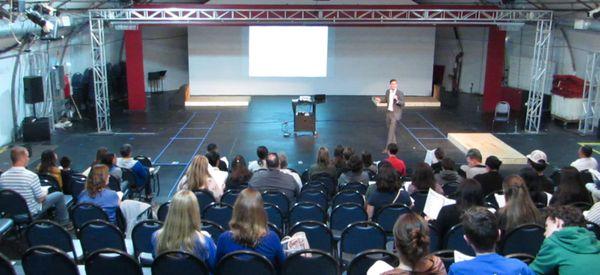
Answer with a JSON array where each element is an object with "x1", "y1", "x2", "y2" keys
[
  {"x1": 527, "y1": 150, "x2": 555, "y2": 194},
  {"x1": 571, "y1": 145, "x2": 598, "y2": 172}
]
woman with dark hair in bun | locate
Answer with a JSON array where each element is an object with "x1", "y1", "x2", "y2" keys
[{"x1": 381, "y1": 212, "x2": 446, "y2": 275}]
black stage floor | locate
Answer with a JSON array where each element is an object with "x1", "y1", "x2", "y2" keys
[{"x1": 0, "y1": 92, "x2": 593, "y2": 202}]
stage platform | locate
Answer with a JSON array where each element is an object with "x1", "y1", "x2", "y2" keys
[
  {"x1": 372, "y1": 96, "x2": 441, "y2": 107},
  {"x1": 448, "y1": 133, "x2": 527, "y2": 165},
  {"x1": 185, "y1": 96, "x2": 251, "y2": 107}
]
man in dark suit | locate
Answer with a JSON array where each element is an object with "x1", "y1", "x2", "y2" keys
[{"x1": 376, "y1": 79, "x2": 405, "y2": 153}]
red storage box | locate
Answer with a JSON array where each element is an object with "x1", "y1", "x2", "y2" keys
[{"x1": 552, "y1": 75, "x2": 584, "y2": 98}]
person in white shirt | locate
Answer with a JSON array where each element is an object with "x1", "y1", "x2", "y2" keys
[
  {"x1": 571, "y1": 145, "x2": 598, "y2": 172},
  {"x1": 460, "y1": 148, "x2": 488, "y2": 179},
  {"x1": 278, "y1": 153, "x2": 302, "y2": 190},
  {"x1": 247, "y1": 146, "x2": 269, "y2": 172},
  {"x1": 205, "y1": 151, "x2": 228, "y2": 190},
  {"x1": 374, "y1": 79, "x2": 405, "y2": 153}
]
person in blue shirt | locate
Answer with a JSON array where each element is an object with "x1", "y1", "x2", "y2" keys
[
  {"x1": 151, "y1": 190, "x2": 217, "y2": 270},
  {"x1": 216, "y1": 188, "x2": 285, "y2": 268},
  {"x1": 448, "y1": 207, "x2": 535, "y2": 275},
  {"x1": 78, "y1": 164, "x2": 120, "y2": 224}
]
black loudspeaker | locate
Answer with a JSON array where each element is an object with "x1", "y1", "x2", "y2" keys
[
  {"x1": 23, "y1": 76, "x2": 44, "y2": 104},
  {"x1": 314, "y1": 94, "x2": 326, "y2": 104},
  {"x1": 22, "y1": 117, "x2": 50, "y2": 142}
]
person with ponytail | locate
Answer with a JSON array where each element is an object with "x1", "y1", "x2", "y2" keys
[
  {"x1": 496, "y1": 175, "x2": 543, "y2": 232},
  {"x1": 380, "y1": 212, "x2": 446, "y2": 275}
]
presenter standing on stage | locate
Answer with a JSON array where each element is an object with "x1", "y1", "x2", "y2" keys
[{"x1": 375, "y1": 79, "x2": 405, "y2": 153}]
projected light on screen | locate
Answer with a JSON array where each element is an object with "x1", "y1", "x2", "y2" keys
[{"x1": 249, "y1": 26, "x2": 328, "y2": 77}]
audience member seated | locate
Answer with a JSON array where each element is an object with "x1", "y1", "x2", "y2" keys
[
  {"x1": 385, "y1": 143, "x2": 407, "y2": 176},
  {"x1": 308, "y1": 147, "x2": 337, "y2": 179},
  {"x1": 585, "y1": 201, "x2": 600, "y2": 226},
  {"x1": 101, "y1": 152, "x2": 125, "y2": 190},
  {"x1": 529, "y1": 206, "x2": 600, "y2": 274},
  {"x1": 333, "y1": 145, "x2": 348, "y2": 178},
  {"x1": 362, "y1": 151, "x2": 378, "y2": 175},
  {"x1": 59, "y1": 156, "x2": 75, "y2": 195},
  {"x1": 379, "y1": 212, "x2": 447, "y2": 275},
  {"x1": 225, "y1": 155, "x2": 252, "y2": 190},
  {"x1": 37, "y1": 149, "x2": 63, "y2": 190},
  {"x1": 207, "y1": 143, "x2": 228, "y2": 172},
  {"x1": 409, "y1": 163, "x2": 443, "y2": 195},
  {"x1": 550, "y1": 167, "x2": 592, "y2": 206},
  {"x1": 434, "y1": 158, "x2": 462, "y2": 189},
  {"x1": 496, "y1": 175, "x2": 543, "y2": 233},
  {"x1": 93, "y1": 147, "x2": 109, "y2": 166},
  {"x1": 519, "y1": 167, "x2": 549, "y2": 207},
  {"x1": 526, "y1": 150, "x2": 554, "y2": 193},
  {"x1": 78, "y1": 164, "x2": 121, "y2": 224},
  {"x1": 459, "y1": 148, "x2": 487, "y2": 179},
  {"x1": 216, "y1": 188, "x2": 285, "y2": 267},
  {"x1": 278, "y1": 153, "x2": 302, "y2": 190},
  {"x1": 338, "y1": 154, "x2": 370, "y2": 188},
  {"x1": 178, "y1": 155, "x2": 224, "y2": 201},
  {"x1": 116, "y1": 143, "x2": 151, "y2": 197},
  {"x1": 473, "y1": 156, "x2": 504, "y2": 196},
  {"x1": 248, "y1": 153, "x2": 299, "y2": 202},
  {"x1": 205, "y1": 151, "x2": 228, "y2": 189},
  {"x1": 248, "y1": 146, "x2": 269, "y2": 172},
  {"x1": 0, "y1": 146, "x2": 71, "y2": 229},
  {"x1": 448, "y1": 207, "x2": 535, "y2": 275},
  {"x1": 366, "y1": 162, "x2": 412, "y2": 219},
  {"x1": 570, "y1": 145, "x2": 598, "y2": 172},
  {"x1": 431, "y1": 147, "x2": 445, "y2": 174},
  {"x1": 585, "y1": 181, "x2": 600, "y2": 202},
  {"x1": 432, "y1": 179, "x2": 484, "y2": 237},
  {"x1": 152, "y1": 190, "x2": 217, "y2": 270}
]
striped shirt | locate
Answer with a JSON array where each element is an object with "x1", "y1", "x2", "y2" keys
[{"x1": 0, "y1": 167, "x2": 44, "y2": 214}]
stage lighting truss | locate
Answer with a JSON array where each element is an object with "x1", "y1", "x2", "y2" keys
[
  {"x1": 579, "y1": 52, "x2": 600, "y2": 135},
  {"x1": 89, "y1": 7, "x2": 553, "y2": 133}
]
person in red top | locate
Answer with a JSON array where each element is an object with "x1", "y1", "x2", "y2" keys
[{"x1": 385, "y1": 143, "x2": 406, "y2": 176}]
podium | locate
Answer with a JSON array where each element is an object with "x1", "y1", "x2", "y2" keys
[{"x1": 292, "y1": 95, "x2": 325, "y2": 136}]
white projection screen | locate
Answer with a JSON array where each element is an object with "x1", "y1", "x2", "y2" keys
[{"x1": 249, "y1": 26, "x2": 328, "y2": 77}]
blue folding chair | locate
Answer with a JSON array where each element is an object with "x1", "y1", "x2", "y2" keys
[
  {"x1": 264, "y1": 203, "x2": 285, "y2": 232},
  {"x1": 443, "y1": 224, "x2": 474, "y2": 256},
  {"x1": 26, "y1": 220, "x2": 80, "y2": 260},
  {"x1": 329, "y1": 203, "x2": 368, "y2": 240},
  {"x1": 499, "y1": 224, "x2": 545, "y2": 256},
  {"x1": 373, "y1": 204, "x2": 411, "y2": 235},
  {"x1": 78, "y1": 219, "x2": 126, "y2": 258},
  {"x1": 298, "y1": 189, "x2": 328, "y2": 211},
  {"x1": 85, "y1": 248, "x2": 142, "y2": 275},
  {"x1": 152, "y1": 250, "x2": 210, "y2": 275},
  {"x1": 202, "y1": 220, "x2": 225, "y2": 242},
  {"x1": 131, "y1": 219, "x2": 163, "y2": 265},
  {"x1": 340, "y1": 221, "x2": 386, "y2": 263},
  {"x1": 289, "y1": 202, "x2": 326, "y2": 226},
  {"x1": 289, "y1": 221, "x2": 334, "y2": 255},
  {"x1": 221, "y1": 189, "x2": 241, "y2": 206},
  {"x1": 262, "y1": 190, "x2": 291, "y2": 217},
  {"x1": 332, "y1": 190, "x2": 364, "y2": 209},
  {"x1": 202, "y1": 202, "x2": 233, "y2": 230},
  {"x1": 22, "y1": 245, "x2": 78, "y2": 275},
  {"x1": 70, "y1": 203, "x2": 109, "y2": 231}
]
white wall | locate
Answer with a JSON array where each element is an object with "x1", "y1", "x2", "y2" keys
[
  {"x1": 142, "y1": 26, "x2": 189, "y2": 91},
  {"x1": 188, "y1": 26, "x2": 436, "y2": 96},
  {"x1": 434, "y1": 27, "x2": 488, "y2": 94}
]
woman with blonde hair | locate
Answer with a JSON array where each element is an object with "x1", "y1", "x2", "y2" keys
[
  {"x1": 177, "y1": 155, "x2": 224, "y2": 200},
  {"x1": 151, "y1": 190, "x2": 216, "y2": 269},
  {"x1": 216, "y1": 188, "x2": 285, "y2": 267},
  {"x1": 308, "y1": 146, "x2": 336, "y2": 179},
  {"x1": 78, "y1": 164, "x2": 121, "y2": 224},
  {"x1": 497, "y1": 175, "x2": 543, "y2": 232}
]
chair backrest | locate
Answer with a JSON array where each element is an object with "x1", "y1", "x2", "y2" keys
[
  {"x1": 78, "y1": 219, "x2": 126, "y2": 257},
  {"x1": 134, "y1": 155, "x2": 153, "y2": 168},
  {"x1": 201, "y1": 220, "x2": 225, "y2": 242},
  {"x1": 267, "y1": 222, "x2": 283, "y2": 239},
  {"x1": 262, "y1": 190, "x2": 291, "y2": 216},
  {"x1": 347, "y1": 249, "x2": 398, "y2": 275},
  {"x1": 428, "y1": 222, "x2": 442, "y2": 253},
  {"x1": 302, "y1": 181, "x2": 328, "y2": 195},
  {"x1": 22, "y1": 245, "x2": 79, "y2": 275},
  {"x1": 264, "y1": 203, "x2": 284, "y2": 230},
  {"x1": 289, "y1": 202, "x2": 326, "y2": 226},
  {"x1": 202, "y1": 202, "x2": 233, "y2": 230},
  {"x1": 289, "y1": 221, "x2": 334, "y2": 254},
  {"x1": 330, "y1": 203, "x2": 368, "y2": 232},
  {"x1": 157, "y1": 202, "x2": 170, "y2": 222},
  {"x1": 505, "y1": 253, "x2": 536, "y2": 264},
  {"x1": 152, "y1": 250, "x2": 209, "y2": 275},
  {"x1": 70, "y1": 203, "x2": 109, "y2": 231},
  {"x1": 216, "y1": 251, "x2": 276, "y2": 275},
  {"x1": 131, "y1": 219, "x2": 163, "y2": 257},
  {"x1": 26, "y1": 220, "x2": 76, "y2": 259},
  {"x1": 282, "y1": 249, "x2": 339, "y2": 275},
  {"x1": 332, "y1": 190, "x2": 364, "y2": 209},
  {"x1": 0, "y1": 189, "x2": 33, "y2": 225},
  {"x1": 85, "y1": 248, "x2": 142, "y2": 275},
  {"x1": 410, "y1": 191, "x2": 429, "y2": 214},
  {"x1": 586, "y1": 222, "x2": 600, "y2": 240},
  {"x1": 340, "y1": 182, "x2": 367, "y2": 195},
  {"x1": 499, "y1": 224, "x2": 545, "y2": 256},
  {"x1": 220, "y1": 189, "x2": 241, "y2": 206},
  {"x1": 194, "y1": 190, "x2": 216, "y2": 212},
  {"x1": 38, "y1": 175, "x2": 60, "y2": 194},
  {"x1": 495, "y1": 101, "x2": 510, "y2": 114},
  {"x1": 121, "y1": 168, "x2": 138, "y2": 187},
  {"x1": 373, "y1": 204, "x2": 411, "y2": 234},
  {"x1": 0, "y1": 253, "x2": 15, "y2": 275},
  {"x1": 443, "y1": 224, "x2": 475, "y2": 256},
  {"x1": 69, "y1": 174, "x2": 87, "y2": 199},
  {"x1": 310, "y1": 174, "x2": 337, "y2": 197},
  {"x1": 298, "y1": 189, "x2": 328, "y2": 211},
  {"x1": 340, "y1": 221, "x2": 386, "y2": 257}
]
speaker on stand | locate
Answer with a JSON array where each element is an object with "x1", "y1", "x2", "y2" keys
[{"x1": 22, "y1": 76, "x2": 50, "y2": 142}]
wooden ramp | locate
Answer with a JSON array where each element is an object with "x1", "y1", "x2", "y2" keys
[
  {"x1": 185, "y1": 96, "x2": 251, "y2": 107},
  {"x1": 448, "y1": 133, "x2": 527, "y2": 165},
  {"x1": 372, "y1": 96, "x2": 441, "y2": 107}
]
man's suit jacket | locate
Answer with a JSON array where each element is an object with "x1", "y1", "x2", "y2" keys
[{"x1": 381, "y1": 89, "x2": 405, "y2": 119}]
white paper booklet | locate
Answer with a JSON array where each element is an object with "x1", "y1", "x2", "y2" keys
[
  {"x1": 494, "y1": 194, "x2": 506, "y2": 208},
  {"x1": 367, "y1": 260, "x2": 394, "y2": 275},
  {"x1": 453, "y1": 250, "x2": 475, "y2": 263},
  {"x1": 423, "y1": 188, "x2": 456, "y2": 219}
]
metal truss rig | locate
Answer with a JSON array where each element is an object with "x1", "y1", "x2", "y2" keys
[
  {"x1": 88, "y1": 7, "x2": 553, "y2": 133},
  {"x1": 578, "y1": 52, "x2": 600, "y2": 135}
]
